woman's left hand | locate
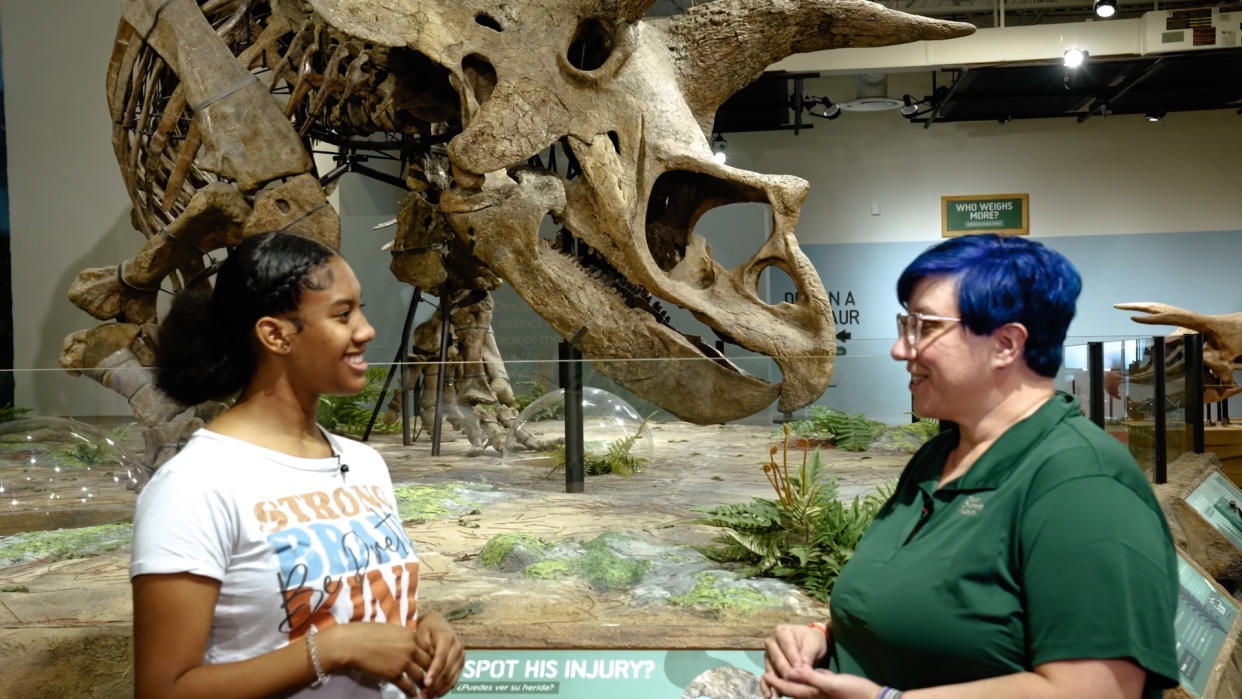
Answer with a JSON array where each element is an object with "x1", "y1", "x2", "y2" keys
[
  {"x1": 762, "y1": 666, "x2": 882, "y2": 699},
  {"x1": 413, "y1": 612, "x2": 465, "y2": 698}
]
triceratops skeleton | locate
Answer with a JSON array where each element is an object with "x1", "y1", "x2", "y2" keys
[{"x1": 62, "y1": 0, "x2": 971, "y2": 430}]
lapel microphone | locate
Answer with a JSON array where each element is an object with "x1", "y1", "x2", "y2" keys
[{"x1": 336, "y1": 454, "x2": 350, "y2": 476}]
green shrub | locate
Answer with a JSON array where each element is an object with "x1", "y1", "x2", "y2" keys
[
  {"x1": 49, "y1": 424, "x2": 132, "y2": 469},
  {"x1": 0, "y1": 406, "x2": 31, "y2": 423},
  {"x1": 695, "y1": 428, "x2": 893, "y2": 601},
  {"x1": 317, "y1": 367, "x2": 400, "y2": 437}
]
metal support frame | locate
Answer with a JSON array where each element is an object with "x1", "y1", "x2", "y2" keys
[
  {"x1": 560, "y1": 341, "x2": 585, "y2": 494},
  {"x1": 1087, "y1": 341, "x2": 1104, "y2": 428},
  {"x1": 430, "y1": 294, "x2": 453, "y2": 456},
  {"x1": 1076, "y1": 58, "x2": 1167, "y2": 123},
  {"x1": 1184, "y1": 333, "x2": 1205, "y2": 454},
  {"x1": 1152, "y1": 337, "x2": 1167, "y2": 485},
  {"x1": 921, "y1": 69, "x2": 968, "y2": 129},
  {"x1": 362, "y1": 288, "x2": 423, "y2": 442}
]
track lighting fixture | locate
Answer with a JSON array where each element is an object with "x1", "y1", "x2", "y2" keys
[
  {"x1": 1094, "y1": 0, "x2": 1117, "y2": 18},
  {"x1": 804, "y1": 96, "x2": 841, "y2": 120}
]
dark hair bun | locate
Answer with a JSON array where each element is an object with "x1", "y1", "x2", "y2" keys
[
  {"x1": 155, "y1": 287, "x2": 252, "y2": 404},
  {"x1": 154, "y1": 232, "x2": 337, "y2": 404}
]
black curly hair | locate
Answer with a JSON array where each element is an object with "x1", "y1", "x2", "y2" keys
[{"x1": 155, "y1": 232, "x2": 338, "y2": 405}]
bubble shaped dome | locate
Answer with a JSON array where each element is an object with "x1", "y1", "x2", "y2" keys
[
  {"x1": 0, "y1": 417, "x2": 149, "y2": 535},
  {"x1": 501, "y1": 387, "x2": 655, "y2": 470}
]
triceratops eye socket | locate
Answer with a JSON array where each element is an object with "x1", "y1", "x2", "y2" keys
[{"x1": 567, "y1": 18, "x2": 614, "y2": 71}]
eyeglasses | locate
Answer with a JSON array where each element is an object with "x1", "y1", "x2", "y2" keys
[{"x1": 897, "y1": 312, "x2": 963, "y2": 348}]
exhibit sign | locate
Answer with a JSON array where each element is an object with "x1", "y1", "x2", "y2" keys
[
  {"x1": 1185, "y1": 471, "x2": 1242, "y2": 550},
  {"x1": 1174, "y1": 553, "x2": 1238, "y2": 696},
  {"x1": 941, "y1": 194, "x2": 1029, "y2": 237},
  {"x1": 445, "y1": 649, "x2": 763, "y2": 697}
]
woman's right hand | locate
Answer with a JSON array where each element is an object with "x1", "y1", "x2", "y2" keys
[
  {"x1": 761, "y1": 623, "x2": 831, "y2": 698},
  {"x1": 319, "y1": 622, "x2": 434, "y2": 696}
]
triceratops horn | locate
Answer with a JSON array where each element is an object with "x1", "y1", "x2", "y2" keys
[
  {"x1": 665, "y1": 0, "x2": 974, "y2": 129},
  {"x1": 1114, "y1": 302, "x2": 1216, "y2": 334}
]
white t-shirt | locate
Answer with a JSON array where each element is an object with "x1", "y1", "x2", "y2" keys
[{"x1": 131, "y1": 428, "x2": 418, "y2": 698}]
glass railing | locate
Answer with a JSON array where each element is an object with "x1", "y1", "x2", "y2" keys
[{"x1": 3, "y1": 332, "x2": 1239, "y2": 538}]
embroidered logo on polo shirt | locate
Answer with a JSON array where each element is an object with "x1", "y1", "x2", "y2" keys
[{"x1": 959, "y1": 495, "x2": 985, "y2": 516}]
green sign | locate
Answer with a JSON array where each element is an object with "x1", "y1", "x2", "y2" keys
[
  {"x1": 1174, "y1": 553, "x2": 1238, "y2": 696},
  {"x1": 446, "y1": 649, "x2": 763, "y2": 697},
  {"x1": 941, "y1": 194, "x2": 1029, "y2": 236},
  {"x1": 1185, "y1": 471, "x2": 1242, "y2": 551}
]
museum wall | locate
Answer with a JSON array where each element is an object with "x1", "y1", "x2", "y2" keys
[
  {"x1": 1, "y1": 0, "x2": 135, "y2": 417},
  {"x1": 2, "y1": 2, "x2": 1239, "y2": 423},
  {"x1": 731, "y1": 72, "x2": 1242, "y2": 245},
  {"x1": 716, "y1": 72, "x2": 1242, "y2": 421}
]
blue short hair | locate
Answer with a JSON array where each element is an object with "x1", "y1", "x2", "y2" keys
[{"x1": 896, "y1": 234, "x2": 1081, "y2": 377}]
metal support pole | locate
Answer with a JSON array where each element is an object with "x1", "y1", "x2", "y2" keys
[
  {"x1": 560, "y1": 341, "x2": 585, "y2": 493},
  {"x1": 406, "y1": 371, "x2": 421, "y2": 445},
  {"x1": 1088, "y1": 342, "x2": 1104, "y2": 428},
  {"x1": 1152, "y1": 337, "x2": 1167, "y2": 484},
  {"x1": 1185, "y1": 333, "x2": 1205, "y2": 454},
  {"x1": 430, "y1": 299, "x2": 452, "y2": 456},
  {"x1": 363, "y1": 289, "x2": 422, "y2": 441}
]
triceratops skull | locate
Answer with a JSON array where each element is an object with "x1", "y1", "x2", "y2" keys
[
  {"x1": 71, "y1": 0, "x2": 971, "y2": 428},
  {"x1": 304, "y1": 0, "x2": 972, "y2": 422}
]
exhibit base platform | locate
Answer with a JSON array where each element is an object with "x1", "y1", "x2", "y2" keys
[{"x1": 1127, "y1": 422, "x2": 1242, "y2": 487}]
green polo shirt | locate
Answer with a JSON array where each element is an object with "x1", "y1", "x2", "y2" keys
[{"x1": 828, "y1": 392, "x2": 1178, "y2": 696}]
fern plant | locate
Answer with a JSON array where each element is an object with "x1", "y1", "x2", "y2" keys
[
  {"x1": 551, "y1": 413, "x2": 652, "y2": 477},
  {"x1": 50, "y1": 424, "x2": 132, "y2": 469},
  {"x1": 0, "y1": 406, "x2": 31, "y2": 423},
  {"x1": 781, "y1": 406, "x2": 886, "y2": 451},
  {"x1": 317, "y1": 367, "x2": 400, "y2": 437},
  {"x1": 906, "y1": 413, "x2": 942, "y2": 441},
  {"x1": 695, "y1": 426, "x2": 894, "y2": 601},
  {"x1": 513, "y1": 363, "x2": 553, "y2": 414}
]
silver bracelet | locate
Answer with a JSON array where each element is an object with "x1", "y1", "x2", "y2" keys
[{"x1": 306, "y1": 626, "x2": 331, "y2": 688}]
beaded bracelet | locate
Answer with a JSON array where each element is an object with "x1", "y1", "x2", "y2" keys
[
  {"x1": 876, "y1": 687, "x2": 904, "y2": 699},
  {"x1": 306, "y1": 625, "x2": 331, "y2": 689}
]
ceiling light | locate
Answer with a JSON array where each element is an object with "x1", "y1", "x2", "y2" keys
[
  {"x1": 808, "y1": 98, "x2": 842, "y2": 119},
  {"x1": 1145, "y1": 111, "x2": 1166, "y2": 122},
  {"x1": 1063, "y1": 48, "x2": 1087, "y2": 68},
  {"x1": 1094, "y1": 0, "x2": 1117, "y2": 18}
]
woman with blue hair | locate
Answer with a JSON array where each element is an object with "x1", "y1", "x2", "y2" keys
[{"x1": 762, "y1": 234, "x2": 1177, "y2": 699}]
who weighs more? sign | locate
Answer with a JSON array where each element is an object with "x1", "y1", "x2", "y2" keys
[{"x1": 941, "y1": 193, "x2": 1029, "y2": 237}]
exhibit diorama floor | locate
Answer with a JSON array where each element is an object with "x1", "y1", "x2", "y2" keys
[{"x1": 0, "y1": 420, "x2": 907, "y2": 698}]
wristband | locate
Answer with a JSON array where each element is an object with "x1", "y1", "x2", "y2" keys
[
  {"x1": 876, "y1": 688, "x2": 904, "y2": 699},
  {"x1": 306, "y1": 625, "x2": 331, "y2": 688},
  {"x1": 807, "y1": 621, "x2": 829, "y2": 637}
]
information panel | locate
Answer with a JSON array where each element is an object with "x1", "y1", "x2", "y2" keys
[
  {"x1": 445, "y1": 649, "x2": 763, "y2": 698},
  {"x1": 1175, "y1": 553, "x2": 1238, "y2": 696},
  {"x1": 1185, "y1": 471, "x2": 1242, "y2": 550},
  {"x1": 941, "y1": 193, "x2": 1029, "y2": 236}
]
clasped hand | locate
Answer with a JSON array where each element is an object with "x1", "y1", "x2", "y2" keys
[
  {"x1": 761, "y1": 623, "x2": 880, "y2": 699},
  {"x1": 325, "y1": 612, "x2": 465, "y2": 698}
]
